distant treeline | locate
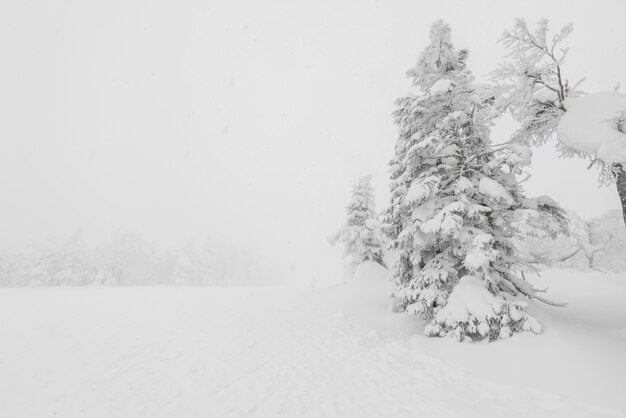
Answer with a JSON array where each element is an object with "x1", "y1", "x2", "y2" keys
[{"x1": 0, "y1": 233, "x2": 286, "y2": 287}]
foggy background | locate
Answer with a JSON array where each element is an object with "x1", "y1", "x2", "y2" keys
[{"x1": 1, "y1": 0, "x2": 625, "y2": 284}]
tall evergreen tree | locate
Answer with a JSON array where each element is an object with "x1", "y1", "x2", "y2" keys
[
  {"x1": 331, "y1": 175, "x2": 386, "y2": 272},
  {"x1": 384, "y1": 21, "x2": 564, "y2": 341}
]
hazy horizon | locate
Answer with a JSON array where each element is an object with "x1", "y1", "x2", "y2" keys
[{"x1": 2, "y1": 0, "x2": 625, "y2": 281}]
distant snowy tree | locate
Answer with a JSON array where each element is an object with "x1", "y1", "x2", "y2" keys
[
  {"x1": 561, "y1": 212, "x2": 613, "y2": 269},
  {"x1": 520, "y1": 209, "x2": 626, "y2": 271},
  {"x1": 385, "y1": 20, "x2": 565, "y2": 342},
  {"x1": 47, "y1": 237, "x2": 96, "y2": 286},
  {"x1": 0, "y1": 235, "x2": 97, "y2": 286},
  {"x1": 331, "y1": 175, "x2": 386, "y2": 272},
  {"x1": 93, "y1": 232, "x2": 163, "y2": 285},
  {"x1": 585, "y1": 210, "x2": 626, "y2": 271},
  {"x1": 169, "y1": 238, "x2": 218, "y2": 286},
  {"x1": 490, "y1": 19, "x2": 626, "y2": 224}
]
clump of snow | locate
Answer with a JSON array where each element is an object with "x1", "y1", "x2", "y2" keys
[
  {"x1": 557, "y1": 91, "x2": 626, "y2": 163},
  {"x1": 533, "y1": 87, "x2": 559, "y2": 103},
  {"x1": 405, "y1": 176, "x2": 439, "y2": 203},
  {"x1": 428, "y1": 79, "x2": 454, "y2": 95},
  {"x1": 478, "y1": 177, "x2": 514, "y2": 205},
  {"x1": 504, "y1": 144, "x2": 533, "y2": 167},
  {"x1": 432, "y1": 276, "x2": 500, "y2": 324},
  {"x1": 463, "y1": 234, "x2": 497, "y2": 271},
  {"x1": 405, "y1": 181, "x2": 428, "y2": 203},
  {"x1": 434, "y1": 143, "x2": 459, "y2": 157},
  {"x1": 419, "y1": 202, "x2": 465, "y2": 236},
  {"x1": 521, "y1": 195, "x2": 559, "y2": 210},
  {"x1": 411, "y1": 198, "x2": 437, "y2": 221},
  {"x1": 425, "y1": 275, "x2": 541, "y2": 342},
  {"x1": 454, "y1": 176, "x2": 473, "y2": 194}
]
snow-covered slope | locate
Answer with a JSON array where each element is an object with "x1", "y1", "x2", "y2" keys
[{"x1": 0, "y1": 264, "x2": 624, "y2": 417}]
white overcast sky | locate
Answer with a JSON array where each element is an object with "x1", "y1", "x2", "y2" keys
[{"x1": 1, "y1": 0, "x2": 625, "y2": 278}]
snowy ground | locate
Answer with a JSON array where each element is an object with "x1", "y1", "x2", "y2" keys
[{"x1": 1, "y1": 264, "x2": 625, "y2": 417}]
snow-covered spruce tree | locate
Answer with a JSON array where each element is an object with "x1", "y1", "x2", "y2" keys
[
  {"x1": 490, "y1": 19, "x2": 626, "y2": 224},
  {"x1": 331, "y1": 175, "x2": 386, "y2": 272},
  {"x1": 385, "y1": 20, "x2": 564, "y2": 342}
]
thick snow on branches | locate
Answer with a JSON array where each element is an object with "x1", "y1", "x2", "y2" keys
[
  {"x1": 488, "y1": 19, "x2": 573, "y2": 147},
  {"x1": 331, "y1": 175, "x2": 386, "y2": 272},
  {"x1": 424, "y1": 276, "x2": 542, "y2": 341},
  {"x1": 429, "y1": 79, "x2": 455, "y2": 95},
  {"x1": 558, "y1": 92, "x2": 626, "y2": 163},
  {"x1": 490, "y1": 18, "x2": 626, "y2": 226},
  {"x1": 491, "y1": 18, "x2": 626, "y2": 166},
  {"x1": 384, "y1": 20, "x2": 565, "y2": 342}
]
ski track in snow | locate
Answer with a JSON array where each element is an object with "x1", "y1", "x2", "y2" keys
[{"x1": 0, "y1": 269, "x2": 623, "y2": 418}]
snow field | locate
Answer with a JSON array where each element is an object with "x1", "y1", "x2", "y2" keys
[{"x1": 0, "y1": 263, "x2": 624, "y2": 417}]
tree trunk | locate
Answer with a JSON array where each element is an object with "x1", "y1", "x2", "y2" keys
[{"x1": 616, "y1": 164, "x2": 626, "y2": 226}]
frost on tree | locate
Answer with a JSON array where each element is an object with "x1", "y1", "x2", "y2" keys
[
  {"x1": 487, "y1": 19, "x2": 574, "y2": 147},
  {"x1": 384, "y1": 20, "x2": 565, "y2": 342},
  {"x1": 331, "y1": 175, "x2": 386, "y2": 272},
  {"x1": 490, "y1": 19, "x2": 626, "y2": 224},
  {"x1": 518, "y1": 209, "x2": 626, "y2": 272}
]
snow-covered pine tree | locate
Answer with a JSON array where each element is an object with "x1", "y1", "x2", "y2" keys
[
  {"x1": 331, "y1": 175, "x2": 386, "y2": 272},
  {"x1": 385, "y1": 20, "x2": 564, "y2": 342}
]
